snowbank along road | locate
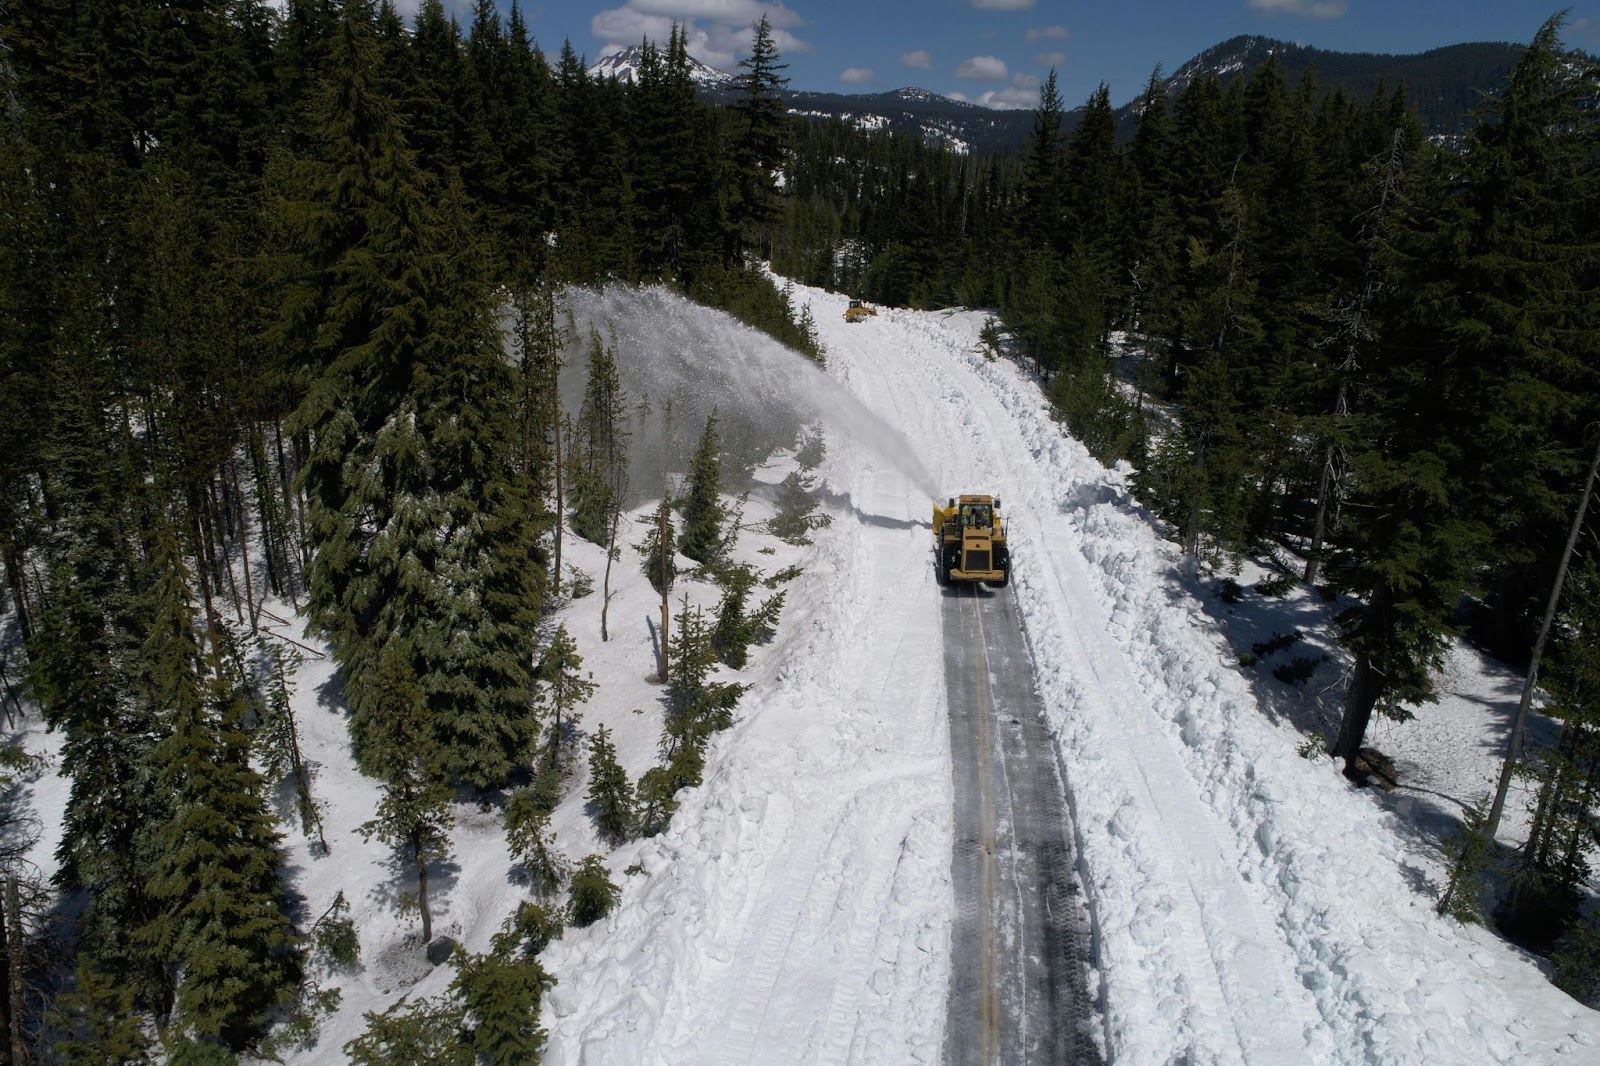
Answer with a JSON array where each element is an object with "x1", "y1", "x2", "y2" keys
[{"x1": 540, "y1": 283, "x2": 1600, "y2": 1064}]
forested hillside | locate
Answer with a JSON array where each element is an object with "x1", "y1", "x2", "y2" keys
[
  {"x1": 1, "y1": 0, "x2": 1598, "y2": 1058},
  {"x1": 0, "y1": 0, "x2": 813, "y2": 1057},
  {"x1": 1161, "y1": 35, "x2": 1527, "y2": 138}
]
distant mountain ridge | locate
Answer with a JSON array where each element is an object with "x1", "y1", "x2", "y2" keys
[
  {"x1": 586, "y1": 35, "x2": 1536, "y2": 154},
  {"x1": 587, "y1": 44, "x2": 733, "y2": 87},
  {"x1": 1166, "y1": 35, "x2": 1527, "y2": 136}
]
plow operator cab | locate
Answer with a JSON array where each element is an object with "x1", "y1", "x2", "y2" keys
[{"x1": 933, "y1": 495, "x2": 1010, "y2": 587}]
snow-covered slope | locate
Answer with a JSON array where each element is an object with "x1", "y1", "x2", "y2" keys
[
  {"x1": 21, "y1": 283, "x2": 1597, "y2": 1063},
  {"x1": 536, "y1": 286, "x2": 1600, "y2": 1063}
]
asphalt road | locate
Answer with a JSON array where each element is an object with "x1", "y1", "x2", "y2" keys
[{"x1": 941, "y1": 579, "x2": 1103, "y2": 1066}]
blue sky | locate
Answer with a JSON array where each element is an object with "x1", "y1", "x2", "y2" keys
[{"x1": 500, "y1": 2, "x2": 1597, "y2": 109}]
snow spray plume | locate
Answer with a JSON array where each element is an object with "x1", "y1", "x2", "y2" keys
[{"x1": 561, "y1": 286, "x2": 940, "y2": 500}]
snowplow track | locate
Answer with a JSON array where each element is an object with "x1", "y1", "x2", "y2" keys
[{"x1": 942, "y1": 582, "x2": 1102, "y2": 1065}]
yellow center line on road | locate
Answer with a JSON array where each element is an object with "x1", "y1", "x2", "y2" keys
[{"x1": 969, "y1": 587, "x2": 1001, "y2": 1065}]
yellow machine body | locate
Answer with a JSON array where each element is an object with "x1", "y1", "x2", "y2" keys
[
  {"x1": 844, "y1": 299, "x2": 878, "y2": 323},
  {"x1": 933, "y1": 494, "x2": 1010, "y2": 586}
]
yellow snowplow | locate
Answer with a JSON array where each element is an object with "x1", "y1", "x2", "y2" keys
[
  {"x1": 844, "y1": 299, "x2": 877, "y2": 323},
  {"x1": 933, "y1": 495, "x2": 1010, "y2": 586}
]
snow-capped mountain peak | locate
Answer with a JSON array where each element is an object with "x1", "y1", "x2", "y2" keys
[
  {"x1": 889, "y1": 87, "x2": 952, "y2": 105},
  {"x1": 587, "y1": 44, "x2": 733, "y2": 87}
]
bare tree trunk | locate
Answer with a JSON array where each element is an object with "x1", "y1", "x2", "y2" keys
[
  {"x1": 553, "y1": 412, "x2": 565, "y2": 595},
  {"x1": 188, "y1": 509, "x2": 224, "y2": 675},
  {"x1": 602, "y1": 473, "x2": 628, "y2": 643},
  {"x1": 1485, "y1": 432, "x2": 1600, "y2": 841},
  {"x1": 0, "y1": 881, "x2": 10, "y2": 1066},
  {"x1": 272, "y1": 419, "x2": 304, "y2": 605},
  {"x1": 1332, "y1": 650, "x2": 1382, "y2": 780},
  {"x1": 414, "y1": 840, "x2": 432, "y2": 944},
  {"x1": 203, "y1": 481, "x2": 245, "y2": 627},
  {"x1": 1332, "y1": 586, "x2": 1394, "y2": 777},
  {"x1": 1, "y1": 547, "x2": 31, "y2": 645},
  {"x1": 659, "y1": 503, "x2": 671, "y2": 681},
  {"x1": 1303, "y1": 381, "x2": 1347, "y2": 587},
  {"x1": 228, "y1": 453, "x2": 257, "y2": 633},
  {"x1": 6, "y1": 879, "x2": 25, "y2": 1066}
]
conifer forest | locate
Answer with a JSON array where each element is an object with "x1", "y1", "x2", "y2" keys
[{"x1": 0, "y1": 0, "x2": 1598, "y2": 1059}]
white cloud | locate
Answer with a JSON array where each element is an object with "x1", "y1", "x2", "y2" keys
[
  {"x1": 901, "y1": 49, "x2": 933, "y2": 70},
  {"x1": 1246, "y1": 0, "x2": 1348, "y2": 18},
  {"x1": 952, "y1": 71, "x2": 1041, "y2": 110},
  {"x1": 840, "y1": 67, "x2": 875, "y2": 85},
  {"x1": 972, "y1": 0, "x2": 1035, "y2": 9},
  {"x1": 956, "y1": 55, "x2": 1009, "y2": 80},
  {"x1": 628, "y1": 0, "x2": 802, "y2": 27},
  {"x1": 1037, "y1": 51, "x2": 1067, "y2": 67},
  {"x1": 1024, "y1": 25, "x2": 1069, "y2": 42},
  {"x1": 592, "y1": 8, "x2": 677, "y2": 47},
  {"x1": 591, "y1": 1, "x2": 811, "y2": 69}
]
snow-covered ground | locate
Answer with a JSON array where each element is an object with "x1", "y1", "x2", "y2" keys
[
  {"x1": 13, "y1": 281, "x2": 1600, "y2": 1063},
  {"x1": 534, "y1": 285, "x2": 1600, "y2": 1064}
]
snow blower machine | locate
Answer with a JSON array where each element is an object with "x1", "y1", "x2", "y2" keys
[
  {"x1": 933, "y1": 495, "x2": 1010, "y2": 587},
  {"x1": 844, "y1": 299, "x2": 878, "y2": 323}
]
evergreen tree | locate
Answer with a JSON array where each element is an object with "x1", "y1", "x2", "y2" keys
[
  {"x1": 1017, "y1": 70, "x2": 1067, "y2": 252},
  {"x1": 678, "y1": 412, "x2": 727, "y2": 565},
  {"x1": 356, "y1": 645, "x2": 455, "y2": 945},
  {"x1": 1326, "y1": 16, "x2": 1595, "y2": 770},
  {"x1": 552, "y1": 42, "x2": 635, "y2": 278},
  {"x1": 281, "y1": 7, "x2": 541, "y2": 789},
  {"x1": 504, "y1": 796, "x2": 567, "y2": 895},
  {"x1": 537, "y1": 624, "x2": 597, "y2": 769},
  {"x1": 451, "y1": 945, "x2": 552, "y2": 1063},
  {"x1": 1302, "y1": 121, "x2": 1417, "y2": 585},
  {"x1": 729, "y1": 15, "x2": 790, "y2": 259},
  {"x1": 637, "y1": 497, "x2": 679, "y2": 595},
  {"x1": 126, "y1": 518, "x2": 298, "y2": 1045},
  {"x1": 1136, "y1": 181, "x2": 1260, "y2": 558},
  {"x1": 344, "y1": 993, "x2": 466, "y2": 1066},
  {"x1": 768, "y1": 469, "x2": 831, "y2": 544},
  {"x1": 498, "y1": 4, "x2": 559, "y2": 270},
  {"x1": 569, "y1": 328, "x2": 630, "y2": 545},
  {"x1": 144, "y1": 665, "x2": 301, "y2": 1049},
  {"x1": 35, "y1": 466, "x2": 163, "y2": 1003},
  {"x1": 586, "y1": 725, "x2": 635, "y2": 844},
  {"x1": 1449, "y1": 16, "x2": 1600, "y2": 658},
  {"x1": 711, "y1": 565, "x2": 785, "y2": 669},
  {"x1": 1502, "y1": 556, "x2": 1600, "y2": 945},
  {"x1": 258, "y1": 641, "x2": 324, "y2": 847},
  {"x1": 1121, "y1": 67, "x2": 1178, "y2": 329},
  {"x1": 1323, "y1": 146, "x2": 1490, "y2": 774},
  {"x1": 567, "y1": 855, "x2": 619, "y2": 927},
  {"x1": 667, "y1": 600, "x2": 748, "y2": 740},
  {"x1": 51, "y1": 958, "x2": 156, "y2": 1065}
]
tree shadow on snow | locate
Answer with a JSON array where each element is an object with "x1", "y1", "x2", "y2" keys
[
  {"x1": 314, "y1": 665, "x2": 350, "y2": 717},
  {"x1": 1187, "y1": 563, "x2": 1348, "y2": 746}
]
